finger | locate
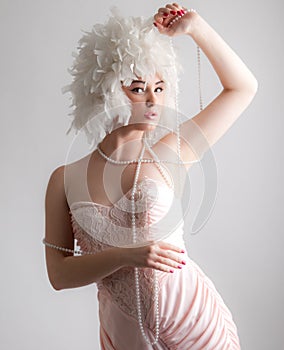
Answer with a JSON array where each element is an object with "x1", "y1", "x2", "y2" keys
[
  {"x1": 172, "y1": 3, "x2": 185, "y2": 17},
  {"x1": 158, "y1": 241, "x2": 185, "y2": 253},
  {"x1": 144, "y1": 253, "x2": 173, "y2": 272},
  {"x1": 158, "y1": 249, "x2": 186, "y2": 265},
  {"x1": 153, "y1": 20, "x2": 166, "y2": 32},
  {"x1": 152, "y1": 261, "x2": 175, "y2": 273},
  {"x1": 157, "y1": 8, "x2": 177, "y2": 27},
  {"x1": 172, "y1": 3, "x2": 181, "y2": 9},
  {"x1": 153, "y1": 13, "x2": 164, "y2": 24},
  {"x1": 165, "y1": 4, "x2": 184, "y2": 19},
  {"x1": 158, "y1": 7, "x2": 170, "y2": 17},
  {"x1": 156, "y1": 255, "x2": 183, "y2": 270},
  {"x1": 165, "y1": 4, "x2": 178, "y2": 12},
  {"x1": 154, "y1": 15, "x2": 172, "y2": 29}
]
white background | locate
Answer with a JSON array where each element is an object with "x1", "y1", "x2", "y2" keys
[{"x1": 0, "y1": 0, "x2": 283, "y2": 349}]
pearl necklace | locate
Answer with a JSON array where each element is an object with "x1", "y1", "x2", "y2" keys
[
  {"x1": 131, "y1": 142, "x2": 159, "y2": 345},
  {"x1": 97, "y1": 145, "x2": 154, "y2": 165},
  {"x1": 99, "y1": 132, "x2": 191, "y2": 345},
  {"x1": 97, "y1": 140, "x2": 173, "y2": 190},
  {"x1": 168, "y1": 8, "x2": 196, "y2": 28},
  {"x1": 98, "y1": 137, "x2": 163, "y2": 345},
  {"x1": 43, "y1": 7, "x2": 203, "y2": 346},
  {"x1": 97, "y1": 141, "x2": 200, "y2": 167}
]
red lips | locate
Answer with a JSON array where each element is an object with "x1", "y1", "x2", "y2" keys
[{"x1": 144, "y1": 111, "x2": 158, "y2": 120}]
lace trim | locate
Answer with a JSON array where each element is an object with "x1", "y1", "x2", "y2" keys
[
  {"x1": 71, "y1": 217, "x2": 160, "y2": 321},
  {"x1": 68, "y1": 178, "x2": 173, "y2": 320},
  {"x1": 69, "y1": 178, "x2": 172, "y2": 247}
]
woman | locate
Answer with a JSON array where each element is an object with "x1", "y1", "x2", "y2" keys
[{"x1": 44, "y1": 3, "x2": 257, "y2": 349}]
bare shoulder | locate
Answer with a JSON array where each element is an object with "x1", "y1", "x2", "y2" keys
[
  {"x1": 47, "y1": 165, "x2": 65, "y2": 188},
  {"x1": 45, "y1": 164, "x2": 69, "y2": 205},
  {"x1": 152, "y1": 132, "x2": 201, "y2": 171},
  {"x1": 45, "y1": 164, "x2": 75, "y2": 263},
  {"x1": 45, "y1": 165, "x2": 69, "y2": 227},
  {"x1": 48, "y1": 153, "x2": 92, "y2": 191}
]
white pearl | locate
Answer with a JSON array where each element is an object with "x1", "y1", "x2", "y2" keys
[
  {"x1": 76, "y1": 137, "x2": 175, "y2": 344},
  {"x1": 43, "y1": 34, "x2": 204, "y2": 346},
  {"x1": 131, "y1": 148, "x2": 160, "y2": 345}
]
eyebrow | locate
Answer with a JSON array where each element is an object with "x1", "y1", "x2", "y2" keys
[{"x1": 131, "y1": 80, "x2": 164, "y2": 85}]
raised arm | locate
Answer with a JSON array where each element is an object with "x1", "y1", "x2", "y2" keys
[
  {"x1": 44, "y1": 166, "x2": 186, "y2": 290},
  {"x1": 154, "y1": 4, "x2": 258, "y2": 165}
]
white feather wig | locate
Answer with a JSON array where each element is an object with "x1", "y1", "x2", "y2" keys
[{"x1": 62, "y1": 8, "x2": 182, "y2": 149}]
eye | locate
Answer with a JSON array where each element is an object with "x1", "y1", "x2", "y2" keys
[
  {"x1": 155, "y1": 87, "x2": 164, "y2": 93},
  {"x1": 131, "y1": 87, "x2": 145, "y2": 93}
]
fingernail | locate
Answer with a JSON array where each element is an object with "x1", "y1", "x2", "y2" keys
[
  {"x1": 178, "y1": 265, "x2": 182, "y2": 269},
  {"x1": 153, "y1": 22, "x2": 157, "y2": 27},
  {"x1": 163, "y1": 12, "x2": 169, "y2": 17},
  {"x1": 181, "y1": 260, "x2": 186, "y2": 265},
  {"x1": 170, "y1": 269, "x2": 174, "y2": 273},
  {"x1": 181, "y1": 249, "x2": 185, "y2": 253},
  {"x1": 180, "y1": 9, "x2": 185, "y2": 15},
  {"x1": 177, "y1": 10, "x2": 182, "y2": 16},
  {"x1": 170, "y1": 11, "x2": 176, "y2": 15}
]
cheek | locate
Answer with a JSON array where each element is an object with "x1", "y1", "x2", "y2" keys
[
  {"x1": 126, "y1": 93, "x2": 143, "y2": 104},
  {"x1": 130, "y1": 95, "x2": 143, "y2": 103},
  {"x1": 123, "y1": 90, "x2": 142, "y2": 103},
  {"x1": 131, "y1": 102, "x2": 145, "y2": 118},
  {"x1": 160, "y1": 93, "x2": 166, "y2": 103},
  {"x1": 157, "y1": 93, "x2": 165, "y2": 106}
]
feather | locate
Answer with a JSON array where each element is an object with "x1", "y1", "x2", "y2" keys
[{"x1": 63, "y1": 11, "x2": 180, "y2": 148}]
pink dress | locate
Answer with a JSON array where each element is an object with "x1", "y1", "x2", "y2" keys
[{"x1": 69, "y1": 177, "x2": 241, "y2": 349}]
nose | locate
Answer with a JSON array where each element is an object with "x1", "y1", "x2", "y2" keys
[{"x1": 146, "y1": 90, "x2": 156, "y2": 108}]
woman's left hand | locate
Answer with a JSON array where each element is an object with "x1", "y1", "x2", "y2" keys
[{"x1": 153, "y1": 3, "x2": 198, "y2": 37}]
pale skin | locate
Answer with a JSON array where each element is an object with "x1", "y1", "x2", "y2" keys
[{"x1": 45, "y1": 3, "x2": 258, "y2": 290}]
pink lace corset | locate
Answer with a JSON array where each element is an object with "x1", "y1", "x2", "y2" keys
[{"x1": 69, "y1": 177, "x2": 185, "y2": 320}]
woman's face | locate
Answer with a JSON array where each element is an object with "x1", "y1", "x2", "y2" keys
[{"x1": 121, "y1": 74, "x2": 165, "y2": 130}]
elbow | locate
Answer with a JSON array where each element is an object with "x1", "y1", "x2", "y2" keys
[
  {"x1": 244, "y1": 71, "x2": 258, "y2": 96},
  {"x1": 246, "y1": 78, "x2": 258, "y2": 105},
  {"x1": 49, "y1": 277, "x2": 64, "y2": 291},
  {"x1": 47, "y1": 269, "x2": 66, "y2": 291},
  {"x1": 239, "y1": 77, "x2": 258, "y2": 98},
  {"x1": 248, "y1": 77, "x2": 258, "y2": 96},
  {"x1": 46, "y1": 258, "x2": 70, "y2": 291},
  {"x1": 232, "y1": 77, "x2": 258, "y2": 104},
  {"x1": 230, "y1": 76, "x2": 258, "y2": 98},
  {"x1": 52, "y1": 282, "x2": 64, "y2": 291}
]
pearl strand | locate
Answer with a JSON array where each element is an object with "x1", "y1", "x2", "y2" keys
[
  {"x1": 169, "y1": 30, "x2": 183, "y2": 195},
  {"x1": 44, "y1": 141, "x2": 161, "y2": 345},
  {"x1": 197, "y1": 45, "x2": 204, "y2": 111},
  {"x1": 42, "y1": 238, "x2": 92, "y2": 255},
  {"x1": 131, "y1": 140, "x2": 160, "y2": 345},
  {"x1": 131, "y1": 142, "x2": 145, "y2": 243},
  {"x1": 97, "y1": 144, "x2": 154, "y2": 165},
  {"x1": 168, "y1": 8, "x2": 197, "y2": 28},
  {"x1": 43, "y1": 9, "x2": 204, "y2": 344},
  {"x1": 142, "y1": 138, "x2": 173, "y2": 190},
  {"x1": 97, "y1": 142, "x2": 200, "y2": 165}
]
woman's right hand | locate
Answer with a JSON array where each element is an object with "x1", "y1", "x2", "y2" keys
[
  {"x1": 122, "y1": 241, "x2": 186, "y2": 273},
  {"x1": 153, "y1": 3, "x2": 199, "y2": 38}
]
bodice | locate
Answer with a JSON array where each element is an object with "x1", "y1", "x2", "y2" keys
[{"x1": 69, "y1": 177, "x2": 186, "y2": 321}]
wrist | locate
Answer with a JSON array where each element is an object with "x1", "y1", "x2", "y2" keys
[
  {"x1": 185, "y1": 11, "x2": 202, "y2": 37},
  {"x1": 112, "y1": 247, "x2": 129, "y2": 268}
]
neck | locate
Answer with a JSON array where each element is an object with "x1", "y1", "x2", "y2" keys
[{"x1": 98, "y1": 126, "x2": 148, "y2": 161}]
